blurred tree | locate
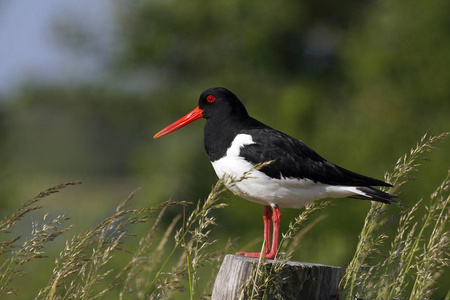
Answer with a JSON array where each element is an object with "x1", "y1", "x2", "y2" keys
[
  {"x1": 344, "y1": 0, "x2": 450, "y2": 130},
  {"x1": 0, "y1": 105, "x2": 12, "y2": 210}
]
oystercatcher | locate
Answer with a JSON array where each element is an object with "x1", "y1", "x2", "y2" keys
[{"x1": 154, "y1": 87, "x2": 395, "y2": 259}]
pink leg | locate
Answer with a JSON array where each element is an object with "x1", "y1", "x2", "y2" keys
[
  {"x1": 266, "y1": 205, "x2": 281, "y2": 259},
  {"x1": 263, "y1": 205, "x2": 272, "y2": 253},
  {"x1": 236, "y1": 205, "x2": 272, "y2": 258}
]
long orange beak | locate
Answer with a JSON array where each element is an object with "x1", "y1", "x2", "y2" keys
[{"x1": 153, "y1": 106, "x2": 204, "y2": 138}]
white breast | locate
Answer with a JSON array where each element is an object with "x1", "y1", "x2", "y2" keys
[{"x1": 211, "y1": 134, "x2": 366, "y2": 208}]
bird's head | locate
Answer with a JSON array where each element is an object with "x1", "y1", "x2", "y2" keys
[{"x1": 153, "y1": 87, "x2": 248, "y2": 138}]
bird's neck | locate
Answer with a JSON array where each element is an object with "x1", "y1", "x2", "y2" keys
[
  {"x1": 204, "y1": 115, "x2": 246, "y2": 161},
  {"x1": 204, "y1": 116, "x2": 269, "y2": 161}
]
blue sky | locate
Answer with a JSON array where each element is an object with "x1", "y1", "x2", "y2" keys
[{"x1": 0, "y1": 0, "x2": 112, "y2": 96}]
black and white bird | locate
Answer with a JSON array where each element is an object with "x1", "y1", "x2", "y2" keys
[{"x1": 154, "y1": 87, "x2": 395, "y2": 259}]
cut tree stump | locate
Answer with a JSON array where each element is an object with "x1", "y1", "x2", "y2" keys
[{"x1": 212, "y1": 255, "x2": 341, "y2": 300}]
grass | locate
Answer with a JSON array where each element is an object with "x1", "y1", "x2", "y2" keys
[
  {"x1": 0, "y1": 132, "x2": 448, "y2": 299},
  {"x1": 341, "y1": 132, "x2": 450, "y2": 299}
]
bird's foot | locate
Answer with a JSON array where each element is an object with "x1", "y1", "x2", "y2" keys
[{"x1": 236, "y1": 251, "x2": 276, "y2": 259}]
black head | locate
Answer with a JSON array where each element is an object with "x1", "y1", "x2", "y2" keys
[
  {"x1": 154, "y1": 87, "x2": 249, "y2": 139},
  {"x1": 198, "y1": 87, "x2": 249, "y2": 120}
]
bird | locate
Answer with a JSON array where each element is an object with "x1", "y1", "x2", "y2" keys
[{"x1": 153, "y1": 87, "x2": 395, "y2": 259}]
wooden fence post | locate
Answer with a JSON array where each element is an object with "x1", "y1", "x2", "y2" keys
[{"x1": 212, "y1": 255, "x2": 341, "y2": 300}]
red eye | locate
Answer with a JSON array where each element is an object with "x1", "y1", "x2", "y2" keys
[{"x1": 207, "y1": 95, "x2": 216, "y2": 103}]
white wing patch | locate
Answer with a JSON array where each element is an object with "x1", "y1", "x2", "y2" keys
[{"x1": 211, "y1": 134, "x2": 367, "y2": 208}]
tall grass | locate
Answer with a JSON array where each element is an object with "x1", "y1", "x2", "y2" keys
[
  {"x1": 341, "y1": 132, "x2": 449, "y2": 299},
  {"x1": 0, "y1": 177, "x2": 231, "y2": 299},
  {"x1": 0, "y1": 133, "x2": 448, "y2": 299},
  {"x1": 0, "y1": 181, "x2": 80, "y2": 295}
]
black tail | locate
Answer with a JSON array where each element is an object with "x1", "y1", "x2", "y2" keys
[{"x1": 349, "y1": 187, "x2": 396, "y2": 204}]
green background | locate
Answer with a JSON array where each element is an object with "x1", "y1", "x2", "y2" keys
[{"x1": 0, "y1": 0, "x2": 449, "y2": 298}]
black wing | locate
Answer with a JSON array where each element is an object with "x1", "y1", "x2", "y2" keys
[{"x1": 240, "y1": 128, "x2": 391, "y2": 187}]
